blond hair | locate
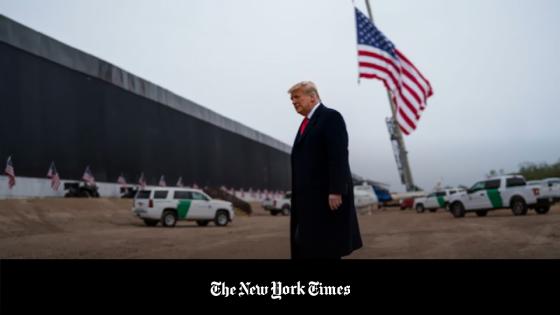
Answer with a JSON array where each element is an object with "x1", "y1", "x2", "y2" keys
[{"x1": 288, "y1": 81, "x2": 321, "y2": 100}]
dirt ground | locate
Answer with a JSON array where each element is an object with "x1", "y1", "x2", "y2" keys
[{"x1": 0, "y1": 198, "x2": 559, "y2": 258}]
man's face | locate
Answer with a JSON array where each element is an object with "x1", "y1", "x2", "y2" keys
[{"x1": 290, "y1": 89, "x2": 316, "y2": 117}]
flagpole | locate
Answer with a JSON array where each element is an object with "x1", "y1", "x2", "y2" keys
[{"x1": 364, "y1": 0, "x2": 416, "y2": 192}]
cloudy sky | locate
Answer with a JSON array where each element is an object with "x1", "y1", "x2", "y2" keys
[{"x1": 1, "y1": 0, "x2": 559, "y2": 192}]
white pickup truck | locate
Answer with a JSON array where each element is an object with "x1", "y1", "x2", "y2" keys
[
  {"x1": 447, "y1": 175, "x2": 552, "y2": 218},
  {"x1": 262, "y1": 191, "x2": 291, "y2": 216},
  {"x1": 528, "y1": 178, "x2": 560, "y2": 203},
  {"x1": 413, "y1": 188, "x2": 465, "y2": 213}
]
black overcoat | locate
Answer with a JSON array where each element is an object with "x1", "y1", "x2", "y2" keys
[{"x1": 290, "y1": 104, "x2": 363, "y2": 258}]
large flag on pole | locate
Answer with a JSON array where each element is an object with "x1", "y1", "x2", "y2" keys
[
  {"x1": 4, "y1": 156, "x2": 16, "y2": 189},
  {"x1": 47, "y1": 161, "x2": 61, "y2": 191},
  {"x1": 355, "y1": 7, "x2": 433, "y2": 135}
]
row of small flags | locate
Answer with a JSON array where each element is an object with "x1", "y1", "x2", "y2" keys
[
  {"x1": 2, "y1": 157, "x2": 197, "y2": 191},
  {"x1": 2, "y1": 156, "x2": 285, "y2": 198},
  {"x1": 118, "y1": 173, "x2": 192, "y2": 190}
]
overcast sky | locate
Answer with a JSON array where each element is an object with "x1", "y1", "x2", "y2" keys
[{"x1": 1, "y1": 0, "x2": 559, "y2": 192}]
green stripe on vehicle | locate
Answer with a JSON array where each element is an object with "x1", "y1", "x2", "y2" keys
[
  {"x1": 177, "y1": 200, "x2": 192, "y2": 219},
  {"x1": 436, "y1": 196, "x2": 446, "y2": 207},
  {"x1": 486, "y1": 189, "x2": 503, "y2": 208}
]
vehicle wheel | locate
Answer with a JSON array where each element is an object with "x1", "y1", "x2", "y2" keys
[
  {"x1": 270, "y1": 210, "x2": 279, "y2": 216},
  {"x1": 161, "y1": 210, "x2": 177, "y2": 227},
  {"x1": 214, "y1": 210, "x2": 229, "y2": 227},
  {"x1": 143, "y1": 219, "x2": 159, "y2": 226},
  {"x1": 196, "y1": 220, "x2": 210, "y2": 226},
  {"x1": 416, "y1": 204, "x2": 425, "y2": 213},
  {"x1": 475, "y1": 210, "x2": 488, "y2": 217},
  {"x1": 511, "y1": 198, "x2": 528, "y2": 216},
  {"x1": 429, "y1": 208, "x2": 437, "y2": 213},
  {"x1": 281, "y1": 205, "x2": 291, "y2": 216},
  {"x1": 450, "y1": 202, "x2": 465, "y2": 218},
  {"x1": 535, "y1": 206, "x2": 550, "y2": 214},
  {"x1": 82, "y1": 191, "x2": 91, "y2": 198}
]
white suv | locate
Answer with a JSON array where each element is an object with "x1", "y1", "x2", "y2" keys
[{"x1": 132, "y1": 187, "x2": 234, "y2": 227}]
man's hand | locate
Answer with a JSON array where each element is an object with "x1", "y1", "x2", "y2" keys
[{"x1": 328, "y1": 194, "x2": 342, "y2": 211}]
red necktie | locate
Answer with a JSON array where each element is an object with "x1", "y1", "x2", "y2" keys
[{"x1": 299, "y1": 117, "x2": 309, "y2": 135}]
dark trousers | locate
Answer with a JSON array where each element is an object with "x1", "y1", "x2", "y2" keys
[{"x1": 291, "y1": 225, "x2": 341, "y2": 259}]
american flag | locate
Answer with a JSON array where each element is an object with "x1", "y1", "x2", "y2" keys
[
  {"x1": 176, "y1": 176, "x2": 184, "y2": 187},
  {"x1": 138, "y1": 172, "x2": 146, "y2": 189},
  {"x1": 82, "y1": 166, "x2": 95, "y2": 185},
  {"x1": 117, "y1": 173, "x2": 127, "y2": 186},
  {"x1": 4, "y1": 156, "x2": 15, "y2": 189},
  {"x1": 158, "y1": 175, "x2": 166, "y2": 187},
  {"x1": 355, "y1": 8, "x2": 433, "y2": 135},
  {"x1": 47, "y1": 161, "x2": 61, "y2": 191}
]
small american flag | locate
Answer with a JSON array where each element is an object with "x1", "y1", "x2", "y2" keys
[
  {"x1": 82, "y1": 166, "x2": 95, "y2": 185},
  {"x1": 4, "y1": 156, "x2": 15, "y2": 189},
  {"x1": 47, "y1": 161, "x2": 61, "y2": 191},
  {"x1": 355, "y1": 7, "x2": 433, "y2": 135},
  {"x1": 176, "y1": 176, "x2": 184, "y2": 187},
  {"x1": 117, "y1": 173, "x2": 127, "y2": 186},
  {"x1": 138, "y1": 172, "x2": 146, "y2": 189},
  {"x1": 158, "y1": 175, "x2": 166, "y2": 187}
]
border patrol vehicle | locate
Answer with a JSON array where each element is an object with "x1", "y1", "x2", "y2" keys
[
  {"x1": 132, "y1": 187, "x2": 234, "y2": 227},
  {"x1": 413, "y1": 188, "x2": 464, "y2": 213},
  {"x1": 447, "y1": 175, "x2": 551, "y2": 218}
]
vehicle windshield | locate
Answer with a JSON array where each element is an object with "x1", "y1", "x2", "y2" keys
[{"x1": 192, "y1": 192, "x2": 209, "y2": 201}]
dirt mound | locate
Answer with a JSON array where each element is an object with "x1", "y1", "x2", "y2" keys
[
  {"x1": 0, "y1": 198, "x2": 133, "y2": 239},
  {"x1": 203, "y1": 187, "x2": 252, "y2": 215}
]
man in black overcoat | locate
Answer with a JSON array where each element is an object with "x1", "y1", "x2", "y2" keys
[{"x1": 288, "y1": 81, "x2": 363, "y2": 259}]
